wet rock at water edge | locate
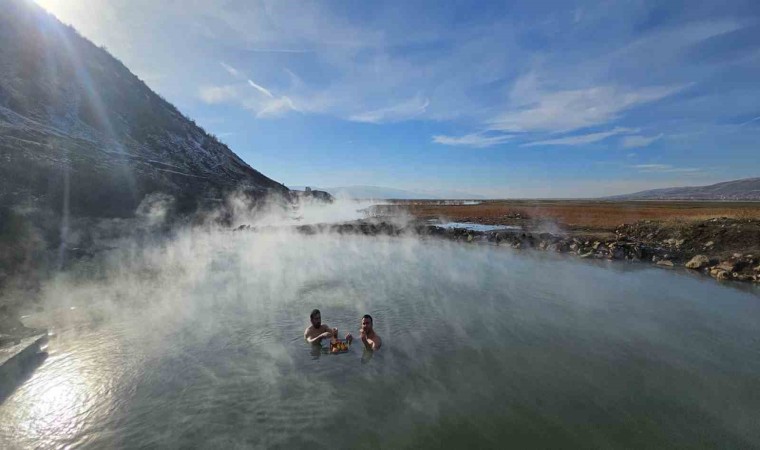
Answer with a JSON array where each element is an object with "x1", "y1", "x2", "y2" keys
[
  {"x1": 685, "y1": 255, "x2": 710, "y2": 270},
  {"x1": 716, "y1": 260, "x2": 738, "y2": 273},
  {"x1": 709, "y1": 268, "x2": 730, "y2": 280}
]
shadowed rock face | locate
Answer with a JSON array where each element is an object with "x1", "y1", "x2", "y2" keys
[{"x1": 0, "y1": 0, "x2": 288, "y2": 218}]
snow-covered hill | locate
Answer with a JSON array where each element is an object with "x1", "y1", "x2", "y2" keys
[{"x1": 0, "y1": 0, "x2": 287, "y2": 217}]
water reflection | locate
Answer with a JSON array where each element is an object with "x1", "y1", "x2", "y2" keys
[{"x1": 0, "y1": 352, "x2": 48, "y2": 404}]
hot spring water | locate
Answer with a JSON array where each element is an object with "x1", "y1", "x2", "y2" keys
[{"x1": 1, "y1": 230, "x2": 759, "y2": 448}]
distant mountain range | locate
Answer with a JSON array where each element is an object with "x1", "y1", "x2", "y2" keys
[
  {"x1": 289, "y1": 185, "x2": 485, "y2": 200},
  {"x1": 0, "y1": 0, "x2": 287, "y2": 218},
  {"x1": 606, "y1": 177, "x2": 760, "y2": 201}
]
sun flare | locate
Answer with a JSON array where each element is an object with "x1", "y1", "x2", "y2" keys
[{"x1": 34, "y1": 0, "x2": 78, "y2": 23}]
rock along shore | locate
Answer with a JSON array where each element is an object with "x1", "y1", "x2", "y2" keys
[{"x1": 234, "y1": 216, "x2": 760, "y2": 285}]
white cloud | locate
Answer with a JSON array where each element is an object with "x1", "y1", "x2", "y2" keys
[
  {"x1": 489, "y1": 73, "x2": 682, "y2": 133},
  {"x1": 632, "y1": 164, "x2": 701, "y2": 173},
  {"x1": 247, "y1": 79, "x2": 274, "y2": 98},
  {"x1": 522, "y1": 127, "x2": 635, "y2": 147},
  {"x1": 199, "y1": 81, "x2": 298, "y2": 118},
  {"x1": 349, "y1": 97, "x2": 430, "y2": 124},
  {"x1": 212, "y1": 62, "x2": 295, "y2": 117},
  {"x1": 432, "y1": 133, "x2": 512, "y2": 148},
  {"x1": 220, "y1": 61, "x2": 241, "y2": 78},
  {"x1": 621, "y1": 133, "x2": 663, "y2": 148},
  {"x1": 198, "y1": 85, "x2": 239, "y2": 104},
  {"x1": 739, "y1": 115, "x2": 760, "y2": 127},
  {"x1": 252, "y1": 96, "x2": 299, "y2": 118}
]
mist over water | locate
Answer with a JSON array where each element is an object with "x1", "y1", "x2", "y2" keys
[{"x1": 1, "y1": 206, "x2": 760, "y2": 448}]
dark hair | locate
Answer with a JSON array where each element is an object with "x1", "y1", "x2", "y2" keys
[
  {"x1": 310, "y1": 309, "x2": 321, "y2": 320},
  {"x1": 362, "y1": 314, "x2": 373, "y2": 324}
]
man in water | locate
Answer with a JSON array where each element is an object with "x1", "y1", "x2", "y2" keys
[
  {"x1": 359, "y1": 314, "x2": 381, "y2": 351},
  {"x1": 304, "y1": 309, "x2": 353, "y2": 345}
]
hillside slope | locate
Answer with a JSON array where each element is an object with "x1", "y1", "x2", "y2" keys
[
  {"x1": 606, "y1": 178, "x2": 760, "y2": 201},
  {"x1": 0, "y1": 0, "x2": 287, "y2": 218}
]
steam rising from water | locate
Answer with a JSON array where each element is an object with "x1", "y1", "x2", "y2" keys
[{"x1": 2, "y1": 198, "x2": 760, "y2": 448}]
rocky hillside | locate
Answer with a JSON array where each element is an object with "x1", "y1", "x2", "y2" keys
[
  {"x1": 607, "y1": 178, "x2": 760, "y2": 201},
  {"x1": 0, "y1": 0, "x2": 288, "y2": 218}
]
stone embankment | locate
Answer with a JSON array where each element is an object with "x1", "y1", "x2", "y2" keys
[
  {"x1": 234, "y1": 216, "x2": 760, "y2": 284},
  {"x1": 431, "y1": 217, "x2": 760, "y2": 284}
]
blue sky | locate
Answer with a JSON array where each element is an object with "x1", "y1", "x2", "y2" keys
[{"x1": 36, "y1": 0, "x2": 760, "y2": 197}]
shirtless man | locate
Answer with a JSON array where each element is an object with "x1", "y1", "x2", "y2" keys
[
  {"x1": 304, "y1": 309, "x2": 353, "y2": 345},
  {"x1": 359, "y1": 314, "x2": 381, "y2": 351}
]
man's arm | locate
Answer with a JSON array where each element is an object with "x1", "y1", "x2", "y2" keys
[
  {"x1": 368, "y1": 334, "x2": 381, "y2": 351},
  {"x1": 305, "y1": 325, "x2": 332, "y2": 344},
  {"x1": 360, "y1": 332, "x2": 381, "y2": 351}
]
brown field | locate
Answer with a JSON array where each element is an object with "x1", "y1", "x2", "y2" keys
[{"x1": 385, "y1": 200, "x2": 760, "y2": 232}]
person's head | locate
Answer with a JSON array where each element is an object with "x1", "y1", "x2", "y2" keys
[
  {"x1": 361, "y1": 314, "x2": 373, "y2": 333},
  {"x1": 310, "y1": 309, "x2": 321, "y2": 328}
]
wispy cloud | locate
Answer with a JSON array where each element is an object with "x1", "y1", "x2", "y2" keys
[
  {"x1": 522, "y1": 127, "x2": 635, "y2": 147},
  {"x1": 739, "y1": 115, "x2": 760, "y2": 127},
  {"x1": 247, "y1": 79, "x2": 274, "y2": 98},
  {"x1": 621, "y1": 133, "x2": 664, "y2": 148},
  {"x1": 432, "y1": 132, "x2": 512, "y2": 148},
  {"x1": 220, "y1": 61, "x2": 279, "y2": 100},
  {"x1": 204, "y1": 62, "x2": 298, "y2": 118},
  {"x1": 199, "y1": 85, "x2": 239, "y2": 104},
  {"x1": 245, "y1": 48, "x2": 312, "y2": 53},
  {"x1": 489, "y1": 73, "x2": 683, "y2": 133},
  {"x1": 199, "y1": 83, "x2": 298, "y2": 118},
  {"x1": 250, "y1": 96, "x2": 299, "y2": 118},
  {"x1": 632, "y1": 164, "x2": 701, "y2": 173},
  {"x1": 349, "y1": 97, "x2": 430, "y2": 124},
  {"x1": 220, "y1": 61, "x2": 241, "y2": 78}
]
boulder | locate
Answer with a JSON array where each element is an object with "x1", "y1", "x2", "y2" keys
[
  {"x1": 716, "y1": 260, "x2": 737, "y2": 272},
  {"x1": 610, "y1": 247, "x2": 625, "y2": 260},
  {"x1": 685, "y1": 255, "x2": 710, "y2": 270},
  {"x1": 656, "y1": 260, "x2": 674, "y2": 267},
  {"x1": 710, "y1": 269, "x2": 730, "y2": 280}
]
